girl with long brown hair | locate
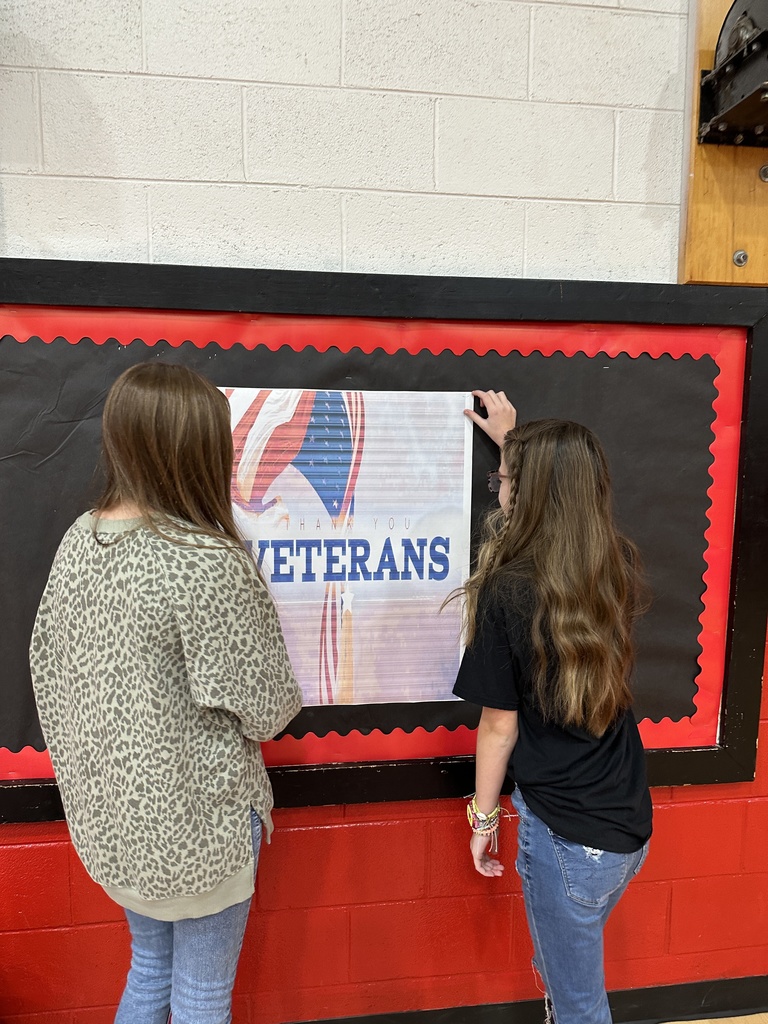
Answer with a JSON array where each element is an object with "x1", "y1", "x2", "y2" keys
[
  {"x1": 30, "y1": 362, "x2": 302, "y2": 1024},
  {"x1": 453, "y1": 390, "x2": 652, "y2": 1024}
]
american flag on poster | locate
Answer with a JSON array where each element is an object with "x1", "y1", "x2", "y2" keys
[{"x1": 224, "y1": 388, "x2": 473, "y2": 706}]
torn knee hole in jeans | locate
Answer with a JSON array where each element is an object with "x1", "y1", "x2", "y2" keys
[
  {"x1": 544, "y1": 995, "x2": 554, "y2": 1024},
  {"x1": 531, "y1": 958, "x2": 554, "y2": 1022},
  {"x1": 531, "y1": 959, "x2": 546, "y2": 995},
  {"x1": 531, "y1": 976, "x2": 554, "y2": 1024}
]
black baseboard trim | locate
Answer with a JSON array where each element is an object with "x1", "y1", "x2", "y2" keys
[
  {"x1": 0, "y1": 779, "x2": 64, "y2": 823},
  {"x1": 297, "y1": 975, "x2": 768, "y2": 1024}
]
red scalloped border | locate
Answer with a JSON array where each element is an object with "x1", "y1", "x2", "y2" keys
[{"x1": 0, "y1": 307, "x2": 746, "y2": 777}]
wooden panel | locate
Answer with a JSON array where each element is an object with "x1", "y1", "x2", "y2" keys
[
  {"x1": 682, "y1": 0, "x2": 768, "y2": 284},
  {"x1": 667, "y1": 1017, "x2": 768, "y2": 1024}
]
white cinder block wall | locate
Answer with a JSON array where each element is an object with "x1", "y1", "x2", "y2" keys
[{"x1": 0, "y1": 0, "x2": 688, "y2": 282}]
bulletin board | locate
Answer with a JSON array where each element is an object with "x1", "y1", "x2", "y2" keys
[{"x1": 1, "y1": 261, "x2": 766, "y2": 821}]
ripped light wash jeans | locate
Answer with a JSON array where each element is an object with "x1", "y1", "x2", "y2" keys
[
  {"x1": 512, "y1": 788, "x2": 649, "y2": 1024},
  {"x1": 114, "y1": 810, "x2": 262, "y2": 1024}
]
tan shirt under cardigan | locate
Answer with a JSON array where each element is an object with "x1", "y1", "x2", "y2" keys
[{"x1": 30, "y1": 513, "x2": 302, "y2": 920}]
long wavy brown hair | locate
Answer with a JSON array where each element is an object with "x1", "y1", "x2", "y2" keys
[
  {"x1": 94, "y1": 362, "x2": 253, "y2": 564},
  {"x1": 460, "y1": 419, "x2": 647, "y2": 737}
]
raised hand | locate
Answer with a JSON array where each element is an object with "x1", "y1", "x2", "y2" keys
[{"x1": 465, "y1": 390, "x2": 517, "y2": 448}]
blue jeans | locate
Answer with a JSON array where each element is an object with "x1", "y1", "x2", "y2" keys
[
  {"x1": 512, "y1": 788, "x2": 648, "y2": 1024},
  {"x1": 114, "y1": 810, "x2": 262, "y2": 1024}
]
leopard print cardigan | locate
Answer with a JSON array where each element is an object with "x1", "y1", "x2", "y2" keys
[{"x1": 30, "y1": 513, "x2": 302, "y2": 901}]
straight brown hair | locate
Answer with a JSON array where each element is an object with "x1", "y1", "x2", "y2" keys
[
  {"x1": 95, "y1": 362, "x2": 254, "y2": 565},
  {"x1": 458, "y1": 419, "x2": 647, "y2": 738}
]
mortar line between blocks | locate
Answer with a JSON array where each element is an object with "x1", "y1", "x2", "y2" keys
[
  {"x1": 140, "y1": 0, "x2": 147, "y2": 72},
  {"x1": 663, "y1": 883, "x2": 673, "y2": 955},
  {"x1": 340, "y1": 194, "x2": 347, "y2": 271},
  {"x1": 146, "y1": 189, "x2": 153, "y2": 262},
  {"x1": 739, "y1": 798, "x2": 750, "y2": 872},
  {"x1": 0, "y1": 172, "x2": 685, "y2": 221},
  {"x1": 527, "y1": 6, "x2": 534, "y2": 101},
  {"x1": 0, "y1": 171, "x2": 681, "y2": 209},
  {"x1": 346, "y1": 904, "x2": 352, "y2": 982},
  {"x1": 340, "y1": 0, "x2": 346, "y2": 87},
  {"x1": 0, "y1": 65, "x2": 685, "y2": 114},
  {"x1": 241, "y1": 86, "x2": 248, "y2": 180},
  {"x1": 35, "y1": 70, "x2": 45, "y2": 172},
  {"x1": 473, "y1": 0, "x2": 637, "y2": 6},
  {"x1": 65, "y1": 843, "x2": 75, "y2": 928}
]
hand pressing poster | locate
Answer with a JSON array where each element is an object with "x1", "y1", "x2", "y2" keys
[{"x1": 225, "y1": 388, "x2": 473, "y2": 707}]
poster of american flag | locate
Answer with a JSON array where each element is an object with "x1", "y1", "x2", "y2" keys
[{"x1": 225, "y1": 387, "x2": 473, "y2": 706}]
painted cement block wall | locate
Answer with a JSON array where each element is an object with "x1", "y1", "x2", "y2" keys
[{"x1": 0, "y1": 0, "x2": 687, "y2": 281}]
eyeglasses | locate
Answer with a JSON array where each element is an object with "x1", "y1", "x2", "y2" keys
[{"x1": 487, "y1": 471, "x2": 510, "y2": 493}]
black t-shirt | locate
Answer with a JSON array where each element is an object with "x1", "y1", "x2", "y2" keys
[{"x1": 453, "y1": 586, "x2": 652, "y2": 853}]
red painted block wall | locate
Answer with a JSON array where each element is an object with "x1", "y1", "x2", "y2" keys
[{"x1": 2, "y1": 649, "x2": 767, "y2": 1024}]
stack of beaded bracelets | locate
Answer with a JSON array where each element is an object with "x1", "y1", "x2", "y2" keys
[{"x1": 467, "y1": 795, "x2": 502, "y2": 854}]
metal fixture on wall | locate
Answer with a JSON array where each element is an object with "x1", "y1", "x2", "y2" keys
[{"x1": 698, "y1": 0, "x2": 768, "y2": 147}]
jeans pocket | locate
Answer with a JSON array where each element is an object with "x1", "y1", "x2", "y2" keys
[
  {"x1": 632, "y1": 839, "x2": 650, "y2": 877},
  {"x1": 548, "y1": 831, "x2": 632, "y2": 907}
]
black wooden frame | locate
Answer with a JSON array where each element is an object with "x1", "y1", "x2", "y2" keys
[{"x1": 1, "y1": 258, "x2": 767, "y2": 822}]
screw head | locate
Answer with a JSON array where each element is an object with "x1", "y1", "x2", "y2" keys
[
  {"x1": 761, "y1": 91, "x2": 768, "y2": 102},
  {"x1": 760, "y1": 165, "x2": 768, "y2": 182},
  {"x1": 735, "y1": 133, "x2": 745, "y2": 143},
  {"x1": 718, "y1": 121, "x2": 729, "y2": 131},
  {"x1": 756, "y1": 125, "x2": 765, "y2": 135},
  {"x1": 733, "y1": 249, "x2": 749, "y2": 267}
]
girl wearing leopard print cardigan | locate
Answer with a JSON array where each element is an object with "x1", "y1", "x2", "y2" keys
[{"x1": 30, "y1": 362, "x2": 302, "y2": 1024}]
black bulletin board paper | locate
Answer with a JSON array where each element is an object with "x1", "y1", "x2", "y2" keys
[
  {"x1": 1, "y1": 336, "x2": 716, "y2": 754},
  {"x1": 0, "y1": 260, "x2": 766, "y2": 817}
]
